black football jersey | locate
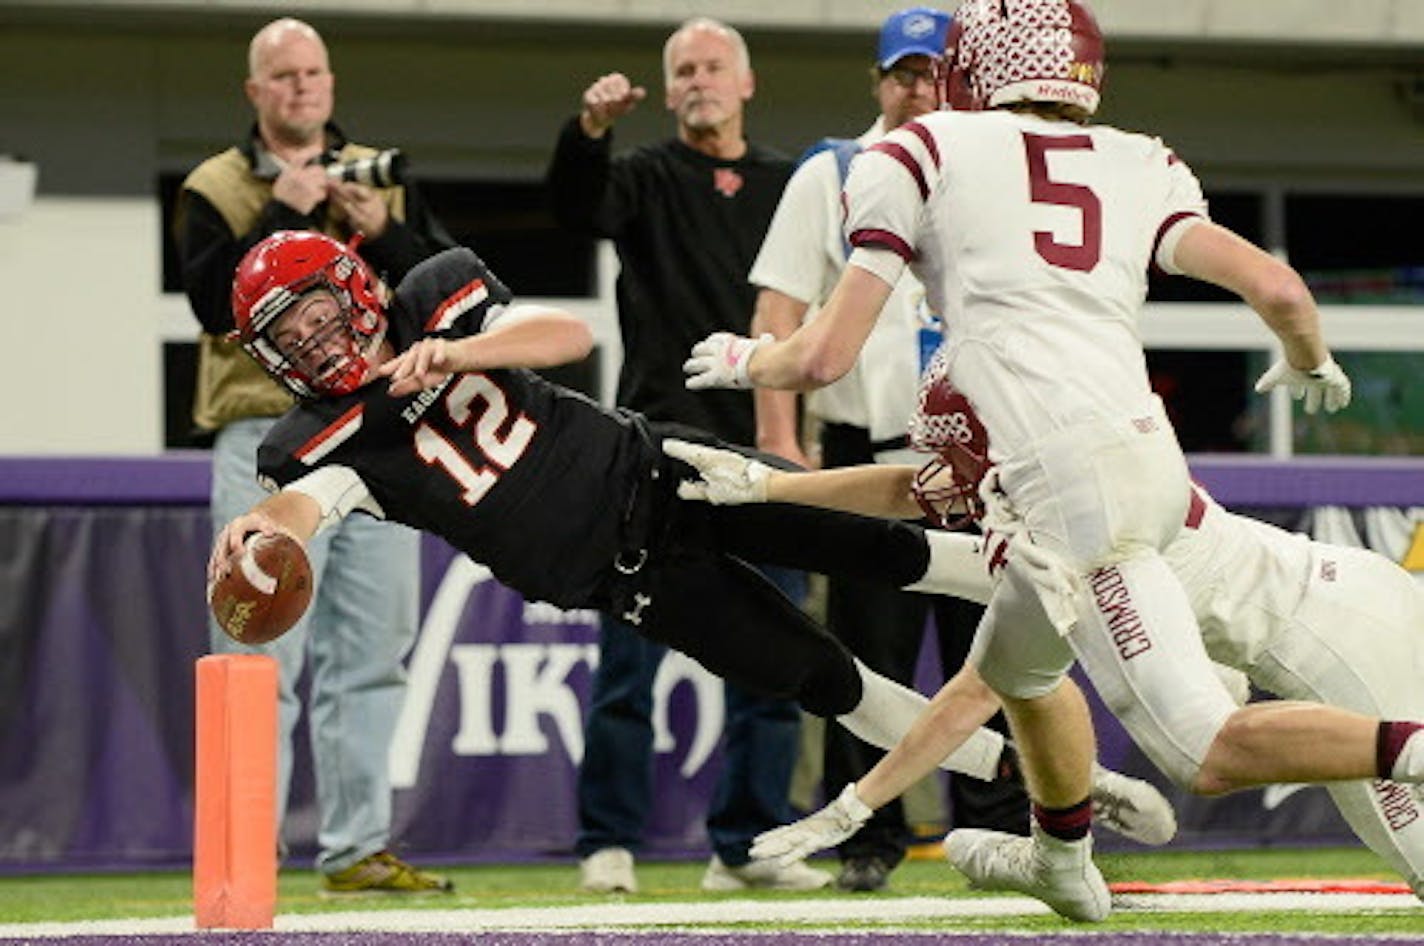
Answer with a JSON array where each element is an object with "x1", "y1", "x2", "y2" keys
[{"x1": 257, "y1": 248, "x2": 647, "y2": 608}]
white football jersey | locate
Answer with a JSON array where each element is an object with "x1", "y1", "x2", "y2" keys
[{"x1": 843, "y1": 109, "x2": 1208, "y2": 456}]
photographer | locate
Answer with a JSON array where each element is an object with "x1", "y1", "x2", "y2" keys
[{"x1": 173, "y1": 16, "x2": 455, "y2": 896}]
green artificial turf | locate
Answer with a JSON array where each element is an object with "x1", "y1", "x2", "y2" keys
[{"x1": 0, "y1": 846, "x2": 1419, "y2": 936}]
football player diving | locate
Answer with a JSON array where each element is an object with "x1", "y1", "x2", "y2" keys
[{"x1": 206, "y1": 229, "x2": 1172, "y2": 846}]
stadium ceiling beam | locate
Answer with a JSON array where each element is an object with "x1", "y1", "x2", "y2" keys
[{"x1": 3, "y1": 0, "x2": 1424, "y2": 52}]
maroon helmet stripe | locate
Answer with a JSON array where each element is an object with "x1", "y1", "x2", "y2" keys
[
  {"x1": 867, "y1": 140, "x2": 930, "y2": 201},
  {"x1": 849, "y1": 228, "x2": 915, "y2": 262}
]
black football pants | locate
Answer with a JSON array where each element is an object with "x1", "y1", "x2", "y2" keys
[{"x1": 634, "y1": 497, "x2": 932, "y2": 719}]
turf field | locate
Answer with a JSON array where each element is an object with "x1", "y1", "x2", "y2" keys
[{"x1": 2, "y1": 846, "x2": 1422, "y2": 941}]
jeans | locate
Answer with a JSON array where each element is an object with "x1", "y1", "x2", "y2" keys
[
  {"x1": 208, "y1": 418, "x2": 420, "y2": 874},
  {"x1": 576, "y1": 566, "x2": 806, "y2": 867}
]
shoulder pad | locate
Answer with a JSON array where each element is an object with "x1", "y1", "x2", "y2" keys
[
  {"x1": 257, "y1": 407, "x2": 335, "y2": 488},
  {"x1": 393, "y1": 247, "x2": 514, "y2": 338}
]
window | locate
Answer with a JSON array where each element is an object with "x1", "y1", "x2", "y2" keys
[{"x1": 1286, "y1": 193, "x2": 1424, "y2": 455}]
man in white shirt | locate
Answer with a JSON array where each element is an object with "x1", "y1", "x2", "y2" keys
[{"x1": 749, "y1": 6, "x2": 1026, "y2": 893}]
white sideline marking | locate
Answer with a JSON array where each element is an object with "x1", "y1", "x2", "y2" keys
[{"x1": 0, "y1": 892, "x2": 1415, "y2": 938}]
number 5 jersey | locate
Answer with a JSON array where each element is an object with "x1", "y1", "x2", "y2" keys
[{"x1": 843, "y1": 108, "x2": 1209, "y2": 459}]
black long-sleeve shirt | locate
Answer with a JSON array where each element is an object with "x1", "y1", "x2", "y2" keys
[{"x1": 546, "y1": 117, "x2": 791, "y2": 444}]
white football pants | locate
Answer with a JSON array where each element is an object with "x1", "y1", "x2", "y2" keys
[
  {"x1": 970, "y1": 399, "x2": 1238, "y2": 787},
  {"x1": 1250, "y1": 541, "x2": 1424, "y2": 898}
]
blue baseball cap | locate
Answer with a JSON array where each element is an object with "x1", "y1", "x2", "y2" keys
[{"x1": 878, "y1": 7, "x2": 952, "y2": 69}]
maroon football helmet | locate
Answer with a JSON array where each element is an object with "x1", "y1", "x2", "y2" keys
[
  {"x1": 940, "y1": 0, "x2": 1106, "y2": 114},
  {"x1": 907, "y1": 360, "x2": 992, "y2": 529},
  {"x1": 231, "y1": 230, "x2": 387, "y2": 398}
]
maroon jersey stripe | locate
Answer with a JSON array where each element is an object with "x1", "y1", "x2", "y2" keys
[
  {"x1": 849, "y1": 228, "x2": 914, "y2": 262},
  {"x1": 902, "y1": 120, "x2": 941, "y2": 170},
  {"x1": 1151, "y1": 211, "x2": 1202, "y2": 269},
  {"x1": 867, "y1": 140, "x2": 929, "y2": 201}
]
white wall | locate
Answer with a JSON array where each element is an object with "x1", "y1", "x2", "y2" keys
[
  {"x1": 9, "y1": 0, "x2": 1424, "y2": 46},
  {"x1": 0, "y1": 198, "x2": 163, "y2": 454}
]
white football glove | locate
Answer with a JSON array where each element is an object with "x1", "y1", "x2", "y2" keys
[
  {"x1": 1004, "y1": 536, "x2": 1082, "y2": 638},
  {"x1": 1254, "y1": 356, "x2": 1351, "y2": 414},
  {"x1": 683, "y1": 331, "x2": 772, "y2": 390},
  {"x1": 662, "y1": 438, "x2": 771, "y2": 504},
  {"x1": 750, "y1": 783, "x2": 874, "y2": 866}
]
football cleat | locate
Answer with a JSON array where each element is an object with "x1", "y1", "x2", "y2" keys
[
  {"x1": 836, "y1": 855, "x2": 892, "y2": 892},
  {"x1": 945, "y1": 825, "x2": 1110, "y2": 922},
  {"x1": 1090, "y1": 762, "x2": 1177, "y2": 846}
]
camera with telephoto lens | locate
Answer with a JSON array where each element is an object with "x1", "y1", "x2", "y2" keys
[{"x1": 324, "y1": 149, "x2": 407, "y2": 188}]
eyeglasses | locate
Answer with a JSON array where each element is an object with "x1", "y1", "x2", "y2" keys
[{"x1": 883, "y1": 64, "x2": 936, "y2": 88}]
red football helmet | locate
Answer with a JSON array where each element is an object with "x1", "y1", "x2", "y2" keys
[
  {"x1": 907, "y1": 360, "x2": 992, "y2": 529},
  {"x1": 231, "y1": 230, "x2": 387, "y2": 398},
  {"x1": 941, "y1": 0, "x2": 1105, "y2": 115}
]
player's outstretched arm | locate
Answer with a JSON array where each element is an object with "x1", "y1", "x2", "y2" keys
[
  {"x1": 753, "y1": 664, "x2": 1181, "y2": 862},
  {"x1": 1171, "y1": 221, "x2": 1350, "y2": 414},
  {"x1": 766, "y1": 463, "x2": 921, "y2": 518},
  {"x1": 855, "y1": 666, "x2": 1007, "y2": 811},
  {"x1": 753, "y1": 667, "x2": 1008, "y2": 865},
  {"x1": 685, "y1": 266, "x2": 894, "y2": 392},
  {"x1": 663, "y1": 439, "x2": 774, "y2": 504},
  {"x1": 750, "y1": 783, "x2": 874, "y2": 865},
  {"x1": 381, "y1": 306, "x2": 593, "y2": 397},
  {"x1": 664, "y1": 438, "x2": 921, "y2": 517},
  {"x1": 207, "y1": 490, "x2": 320, "y2": 585}
]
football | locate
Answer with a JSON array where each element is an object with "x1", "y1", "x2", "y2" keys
[{"x1": 208, "y1": 531, "x2": 314, "y2": 645}]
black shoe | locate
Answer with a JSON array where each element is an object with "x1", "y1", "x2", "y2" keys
[{"x1": 836, "y1": 856, "x2": 890, "y2": 892}]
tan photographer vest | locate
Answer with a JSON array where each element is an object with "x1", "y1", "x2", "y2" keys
[{"x1": 181, "y1": 143, "x2": 406, "y2": 431}]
